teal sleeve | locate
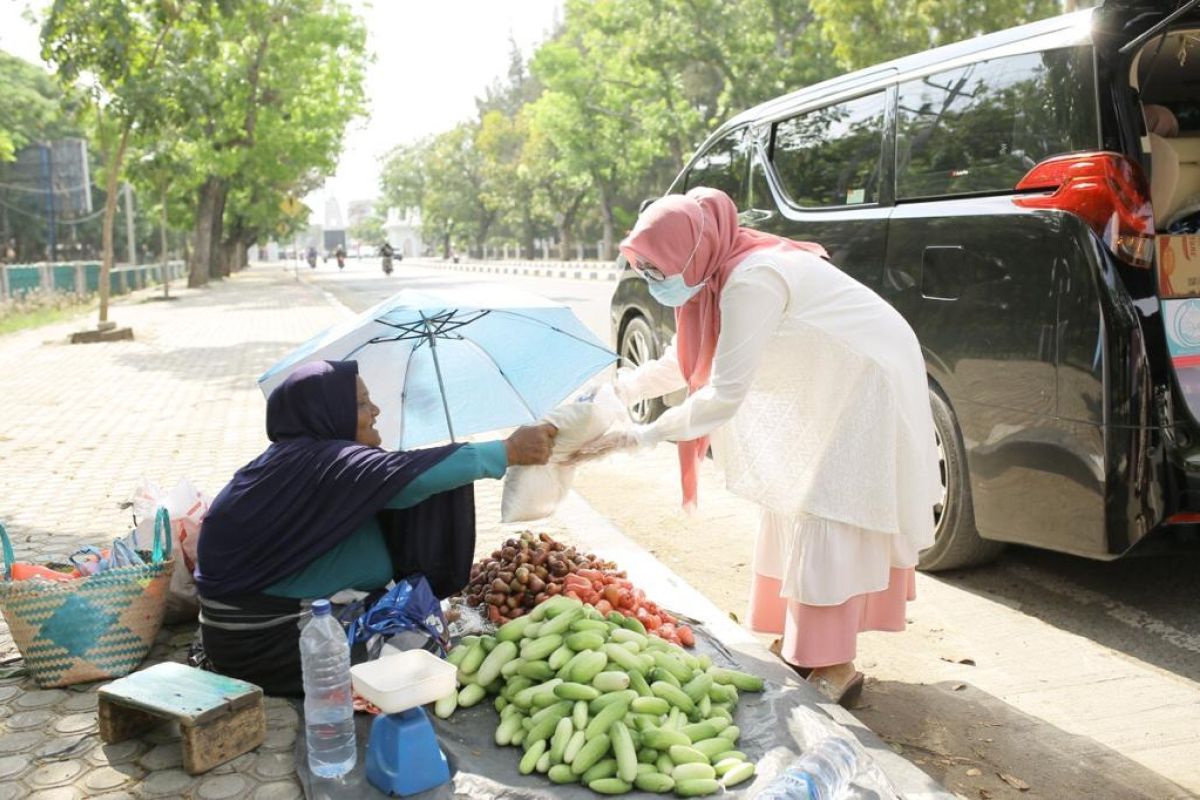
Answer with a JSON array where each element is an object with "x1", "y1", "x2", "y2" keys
[{"x1": 386, "y1": 441, "x2": 509, "y2": 510}]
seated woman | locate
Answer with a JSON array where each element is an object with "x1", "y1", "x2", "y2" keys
[{"x1": 195, "y1": 360, "x2": 555, "y2": 695}]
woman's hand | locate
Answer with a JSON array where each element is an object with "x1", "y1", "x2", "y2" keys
[
  {"x1": 561, "y1": 430, "x2": 641, "y2": 465},
  {"x1": 505, "y1": 423, "x2": 558, "y2": 466}
]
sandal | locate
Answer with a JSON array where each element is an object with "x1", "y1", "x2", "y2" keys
[
  {"x1": 767, "y1": 638, "x2": 812, "y2": 679},
  {"x1": 807, "y1": 670, "x2": 865, "y2": 709}
]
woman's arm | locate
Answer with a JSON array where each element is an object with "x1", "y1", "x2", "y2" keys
[
  {"x1": 385, "y1": 424, "x2": 556, "y2": 509},
  {"x1": 636, "y1": 267, "x2": 788, "y2": 446},
  {"x1": 386, "y1": 442, "x2": 508, "y2": 509},
  {"x1": 613, "y1": 338, "x2": 688, "y2": 404}
]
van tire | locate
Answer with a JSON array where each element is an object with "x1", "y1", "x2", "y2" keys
[
  {"x1": 618, "y1": 315, "x2": 667, "y2": 424},
  {"x1": 918, "y1": 389, "x2": 1005, "y2": 572}
]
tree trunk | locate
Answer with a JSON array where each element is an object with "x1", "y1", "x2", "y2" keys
[
  {"x1": 598, "y1": 184, "x2": 615, "y2": 262},
  {"x1": 160, "y1": 185, "x2": 170, "y2": 299},
  {"x1": 188, "y1": 177, "x2": 222, "y2": 287},
  {"x1": 209, "y1": 183, "x2": 228, "y2": 279},
  {"x1": 98, "y1": 127, "x2": 132, "y2": 324}
]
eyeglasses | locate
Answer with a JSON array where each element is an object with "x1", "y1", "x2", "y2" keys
[{"x1": 630, "y1": 261, "x2": 666, "y2": 282}]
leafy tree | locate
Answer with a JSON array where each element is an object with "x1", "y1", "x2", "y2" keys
[
  {"x1": 0, "y1": 52, "x2": 78, "y2": 163},
  {"x1": 174, "y1": 0, "x2": 368, "y2": 286},
  {"x1": 41, "y1": 0, "x2": 197, "y2": 324},
  {"x1": 811, "y1": 0, "x2": 1061, "y2": 69}
]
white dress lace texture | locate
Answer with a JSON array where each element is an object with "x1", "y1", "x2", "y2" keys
[{"x1": 616, "y1": 247, "x2": 941, "y2": 606}]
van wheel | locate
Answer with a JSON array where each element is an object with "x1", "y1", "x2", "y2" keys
[
  {"x1": 918, "y1": 389, "x2": 1005, "y2": 571},
  {"x1": 619, "y1": 316, "x2": 667, "y2": 424}
]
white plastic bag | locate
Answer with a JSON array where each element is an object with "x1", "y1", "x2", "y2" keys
[
  {"x1": 130, "y1": 477, "x2": 211, "y2": 623},
  {"x1": 501, "y1": 402, "x2": 617, "y2": 522}
]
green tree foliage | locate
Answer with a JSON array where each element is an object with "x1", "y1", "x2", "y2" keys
[
  {"x1": 380, "y1": 0, "x2": 1063, "y2": 263},
  {"x1": 810, "y1": 0, "x2": 1061, "y2": 69},
  {"x1": 41, "y1": 0, "x2": 196, "y2": 322},
  {"x1": 0, "y1": 53, "x2": 78, "y2": 162},
  {"x1": 172, "y1": 0, "x2": 368, "y2": 286}
]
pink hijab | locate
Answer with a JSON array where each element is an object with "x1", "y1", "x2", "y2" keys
[{"x1": 619, "y1": 187, "x2": 827, "y2": 509}]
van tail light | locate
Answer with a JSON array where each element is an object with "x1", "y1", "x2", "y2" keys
[{"x1": 1015, "y1": 152, "x2": 1155, "y2": 268}]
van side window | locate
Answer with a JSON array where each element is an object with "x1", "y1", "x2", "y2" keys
[
  {"x1": 683, "y1": 128, "x2": 751, "y2": 208},
  {"x1": 770, "y1": 91, "x2": 887, "y2": 208},
  {"x1": 895, "y1": 47, "x2": 1098, "y2": 199}
]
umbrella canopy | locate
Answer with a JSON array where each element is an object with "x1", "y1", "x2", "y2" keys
[{"x1": 258, "y1": 285, "x2": 617, "y2": 449}]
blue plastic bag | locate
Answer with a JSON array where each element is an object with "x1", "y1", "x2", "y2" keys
[{"x1": 346, "y1": 575, "x2": 449, "y2": 658}]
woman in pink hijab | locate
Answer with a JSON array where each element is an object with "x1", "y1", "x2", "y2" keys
[{"x1": 585, "y1": 187, "x2": 941, "y2": 706}]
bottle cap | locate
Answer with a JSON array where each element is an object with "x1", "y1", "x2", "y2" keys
[{"x1": 311, "y1": 599, "x2": 331, "y2": 617}]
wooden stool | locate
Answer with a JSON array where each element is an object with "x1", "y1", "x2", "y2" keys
[{"x1": 98, "y1": 662, "x2": 267, "y2": 774}]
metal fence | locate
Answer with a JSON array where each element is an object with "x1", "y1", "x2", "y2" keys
[{"x1": 0, "y1": 261, "x2": 188, "y2": 301}]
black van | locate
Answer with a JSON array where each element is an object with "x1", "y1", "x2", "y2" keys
[{"x1": 610, "y1": 1, "x2": 1200, "y2": 570}]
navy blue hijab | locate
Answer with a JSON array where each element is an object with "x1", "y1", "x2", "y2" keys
[{"x1": 196, "y1": 360, "x2": 463, "y2": 598}]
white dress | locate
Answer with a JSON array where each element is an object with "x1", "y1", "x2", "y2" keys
[{"x1": 616, "y1": 247, "x2": 941, "y2": 606}]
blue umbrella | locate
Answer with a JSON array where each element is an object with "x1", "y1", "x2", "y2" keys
[{"x1": 258, "y1": 285, "x2": 617, "y2": 448}]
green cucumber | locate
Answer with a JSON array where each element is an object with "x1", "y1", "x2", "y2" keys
[
  {"x1": 667, "y1": 745, "x2": 709, "y2": 765},
  {"x1": 584, "y1": 695, "x2": 630, "y2": 740},
  {"x1": 675, "y1": 777, "x2": 721, "y2": 796},
  {"x1": 634, "y1": 772, "x2": 675, "y2": 793},
  {"x1": 633, "y1": 695, "x2": 672, "y2": 714},
  {"x1": 692, "y1": 738, "x2": 732, "y2": 760},
  {"x1": 458, "y1": 641, "x2": 486, "y2": 676},
  {"x1": 457, "y1": 683, "x2": 486, "y2": 707},
  {"x1": 573, "y1": 700, "x2": 589, "y2": 731},
  {"x1": 672, "y1": 762, "x2": 717, "y2": 781},
  {"x1": 569, "y1": 650, "x2": 609, "y2": 684},
  {"x1": 602, "y1": 642, "x2": 646, "y2": 673},
  {"x1": 651, "y1": 651, "x2": 693, "y2": 684},
  {"x1": 549, "y1": 716, "x2": 574, "y2": 762},
  {"x1": 628, "y1": 669, "x2": 654, "y2": 698},
  {"x1": 548, "y1": 763, "x2": 577, "y2": 784},
  {"x1": 610, "y1": 720, "x2": 638, "y2": 783},
  {"x1": 720, "y1": 761, "x2": 755, "y2": 787},
  {"x1": 609, "y1": 628, "x2": 649, "y2": 649},
  {"x1": 554, "y1": 682, "x2": 601, "y2": 702},
  {"x1": 565, "y1": 630, "x2": 605, "y2": 651},
  {"x1": 641, "y1": 727, "x2": 691, "y2": 750},
  {"x1": 548, "y1": 643, "x2": 575, "y2": 670},
  {"x1": 496, "y1": 614, "x2": 536, "y2": 642},
  {"x1": 581, "y1": 757, "x2": 618, "y2": 783},
  {"x1": 707, "y1": 666, "x2": 764, "y2": 692},
  {"x1": 650, "y1": 681, "x2": 695, "y2": 714},
  {"x1": 517, "y1": 660, "x2": 555, "y2": 681},
  {"x1": 518, "y1": 739, "x2": 546, "y2": 774},
  {"x1": 588, "y1": 777, "x2": 632, "y2": 794},
  {"x1": 570, "y1": 733, "x2": 612, "y2": 775},
  {"x1": 592, "y1": 671, "x2": 631, "y2": 693},
  {"x1": 682, "y1": 673, "x2": 713, "y2": 704},
  {"x1": 475, "y1": 640, "x2": 517, "y2": 686},
  {"x1": 494, "y1": 713, "x2": 524, "y2": 745},
  {"x1": 434, "y1": 691, "x2": 457, "y2": 719},
  {"x1": 563, "y1": 729, "x2": 587, "y2": 763},
  {"x1": 520, "y1": 633, "x2": 563, "y2": 662}
]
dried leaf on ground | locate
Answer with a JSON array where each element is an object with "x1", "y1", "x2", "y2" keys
[
  {"x1": 965, "y1": 767, "x2": 982, "y2": 776},
  {"x1": 953, "y1": 683, "x2": 967, "y2": 691},
  {"x1": 940, "y1": 656, "x2": 977, "y2": 666},
  {"x1": 998, "y1": 773, "x2": 1031, "y2": 791}
]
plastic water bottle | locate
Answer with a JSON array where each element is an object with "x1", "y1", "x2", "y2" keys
[
  {"x1": 301, "y1": 599, "x2": 357, "y2": 779},
  {"x1": 756, "y1": 736, "x2": 860, "y2": 799}
]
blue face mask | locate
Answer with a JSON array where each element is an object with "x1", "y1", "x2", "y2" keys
[{"x1": 647, "y1": 274, "x2": 704, "y2": 307}]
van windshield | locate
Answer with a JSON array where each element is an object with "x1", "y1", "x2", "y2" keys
[{"x1": 895, "y1": 46, "x2": 1099, "y2": 200}]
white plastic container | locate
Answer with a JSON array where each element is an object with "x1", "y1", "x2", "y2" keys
[{"x1": 350, "y1": 650, "x2": 458, "y2": 714}]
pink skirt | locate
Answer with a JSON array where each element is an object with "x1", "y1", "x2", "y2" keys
[{"x1": 748, "y1": 566, "x2": 916, "y2": 668}]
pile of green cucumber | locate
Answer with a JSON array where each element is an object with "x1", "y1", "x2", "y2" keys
[{"x1": 438, "y1": 595, "x2": 765, "y2": 796}]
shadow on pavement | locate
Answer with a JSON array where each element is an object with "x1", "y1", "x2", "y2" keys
[
  {"x1": 935, "y1": 546, "x2": 1200, "y2": 684},
  {"x1": 855, "y1": 679, "x2": 1193, "y2": 799}
]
